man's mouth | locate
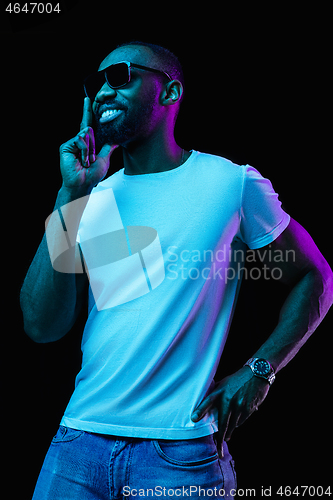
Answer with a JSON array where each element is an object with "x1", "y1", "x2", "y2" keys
[{"x1": 99, "y1": 109, "x2": 124, "y2": 123}]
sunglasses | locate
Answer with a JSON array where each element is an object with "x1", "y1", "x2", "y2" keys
[{"x1": 83, "y1": 61, "x2": 172, "y2": 101}]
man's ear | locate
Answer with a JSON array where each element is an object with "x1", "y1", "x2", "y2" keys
[{"x1": 161, "y1": 80, "x2": 183, "y2": 105}]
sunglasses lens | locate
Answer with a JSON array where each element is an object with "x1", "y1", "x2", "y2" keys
[
  {"x1": 83, "y1": 63, "x2": 130, "y2": 100},
  {"x1": 105, "y1": 63, "x2": 130, "y2": 88},
  {"x1": 84, "y1": 71, "x2": 105, "y2": 100}
]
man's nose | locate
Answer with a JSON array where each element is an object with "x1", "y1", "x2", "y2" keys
[{"x1": 95, "y1": 81, "x2": 117, "y2": 103}]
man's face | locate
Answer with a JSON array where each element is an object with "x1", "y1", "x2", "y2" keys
[{"x1": 92, "y1": 46, "x2": 166, "y2": 150}]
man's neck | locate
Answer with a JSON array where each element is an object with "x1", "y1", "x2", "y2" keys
[{"x1": 122, "y1": 133, "x2": 187, "y2": 176}]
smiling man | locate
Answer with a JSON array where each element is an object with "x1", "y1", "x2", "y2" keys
[
  {"x1": 91, "y1": 44, "x2": 186, "y2": 174},
  {"x1": 21, "y1": 42, "x2": 333, "y2": 499}
]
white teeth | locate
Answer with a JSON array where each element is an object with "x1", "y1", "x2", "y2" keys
[
  {"x1": 101, "y1": 109, "x2": 120, "y2": 118},
  {"x1": 99, "y1": 108, "x2": 124, "y2": 123}
]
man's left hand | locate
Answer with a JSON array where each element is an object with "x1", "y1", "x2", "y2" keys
[{"x1": 191, "y1": 367, "x2": 270, "y2": 457}]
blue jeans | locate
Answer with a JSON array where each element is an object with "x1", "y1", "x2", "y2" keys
[{"x1": 32, "y1": 426, "x2": 237, "y2": 499}]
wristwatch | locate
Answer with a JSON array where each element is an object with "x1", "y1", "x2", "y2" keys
[{"x1": 244, "y1": 357, "x2": 276, "y2": 385}]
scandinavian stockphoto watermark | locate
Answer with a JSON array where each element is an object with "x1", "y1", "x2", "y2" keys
[
  {"x1": 166, "y1": 245, "x2": 296, "y2": 282},
  {"x1": 45, "y1": 188, "x2": 295, "y2": 310}
]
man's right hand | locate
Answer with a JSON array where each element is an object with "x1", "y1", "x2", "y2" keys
[{"x1": 59, "y1": 97, "x2": 118, "y2": 193}]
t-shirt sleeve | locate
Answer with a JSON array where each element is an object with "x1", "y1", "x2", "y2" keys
[{"x1": 239, "y1": 165, "x2": 290, "y2": 249}]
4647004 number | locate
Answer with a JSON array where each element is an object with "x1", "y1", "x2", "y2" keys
[
  {"x1": 277, "y1": 485, "x2": 331, "y2": 496},
  {"x1": 5, "y1": 2, "x2": 61, "y2": 13}
]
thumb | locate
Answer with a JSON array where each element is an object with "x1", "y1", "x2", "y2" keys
[
  {"x1": 98, "y1": 143, "x2": 119, "y2": 160},
  {"x1": 191, "y1": 394, "x2": 215, "y2": 422}
]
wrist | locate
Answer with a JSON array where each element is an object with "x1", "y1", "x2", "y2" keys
[
  {"x1": 52, "y1": 185, "x2": 92, "y2": 227},
  {"x1": 244, "y1": 357, "x2": 276, "y2": 385},
  {"x1": 59, "y1": 184, "x2": 93, "y2": 202}
]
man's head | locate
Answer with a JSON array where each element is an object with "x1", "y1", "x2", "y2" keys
[{"x1": 90, "y1": 42, "x2": 184, "y2": 150}]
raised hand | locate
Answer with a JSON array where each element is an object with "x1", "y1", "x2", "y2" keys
[{"x1": 59, "y1": 97, "x2": 118, "y2": 193}]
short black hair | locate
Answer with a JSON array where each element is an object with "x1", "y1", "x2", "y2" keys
[{"x1": 116, "y1": 41, "x2": 185, "y2": 92}]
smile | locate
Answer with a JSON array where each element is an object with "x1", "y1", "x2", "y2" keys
[{"x1": 99, "y1": 109, "x2": 124, "y2": 123}]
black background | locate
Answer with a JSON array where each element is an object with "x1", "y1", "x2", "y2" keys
[{"x1": 3, "y1": 3, "x2": 332, "y2": 498}]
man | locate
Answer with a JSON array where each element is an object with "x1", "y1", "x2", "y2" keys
[{"x1": 21, "y1": 41, "x2": 333, "y2": 499}]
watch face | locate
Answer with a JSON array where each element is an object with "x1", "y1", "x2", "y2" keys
[{"x1": 253, "y1": 359, "x2": 271, "y2": 376}]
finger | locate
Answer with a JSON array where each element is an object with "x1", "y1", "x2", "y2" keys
[
  {"x1": 191, "y1": 394, "x2": 216, "y2": 422},
  {"x1": 225, "y1": 400, "x2": 259, "y2": 442},
  {"x1": 73, "y1": 135, "x2": 89, "y2": 167},
  {"x1": 217, "y1": 409, "x2": 231, "y2": 458},
  {"x1": 88, "y1": 127, "x2": 96, "y2": 164},
  {"x1": 78, "y1": 126, "x2": 96, "y2": 164},
  {"x1": 80, "y1": 97, "x2": 93, "y2": 131},
  {"x1": 225, "y1": 411, "x2": 241, "y2": 442},
  {"x1": 236, "y1": 404, "x2": 258, "y2": 427},
  {"x1": 76, "y1": 127, "x2": 96, "y2": 166}
]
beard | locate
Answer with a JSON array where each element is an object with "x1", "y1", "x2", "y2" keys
[{"x1": 93, "y1": 98, "x2": 158, "y2": 152}]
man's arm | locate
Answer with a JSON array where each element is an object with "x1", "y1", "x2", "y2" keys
[
  {"x1": 192, "y1": 217, "x2": 333, "y2": 456},
  {"x1": 249, "y1": 217, "x2": 333, "y2": 371},
  {"x1": 20, "y1": 98, "x2": 118, "y2": 343},
  {"x1": 20, "y1": 187, "x2": 90, "y2": 343}
]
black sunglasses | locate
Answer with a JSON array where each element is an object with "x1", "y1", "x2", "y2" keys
[{"x1": 84, "y1": 61, "x2": 172, "y2": 101}]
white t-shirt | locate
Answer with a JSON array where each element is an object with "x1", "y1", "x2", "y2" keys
[{"x1": 61, "y1": 151, "x2": 290, "y2": 439}]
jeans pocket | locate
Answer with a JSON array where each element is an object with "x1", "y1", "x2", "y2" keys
[
  {"x1": 51, "y1": 425, "x2": 84, "y2": 443},
  {"x1": 153, "y1": 435, "x2": 218, "y2": 467}
]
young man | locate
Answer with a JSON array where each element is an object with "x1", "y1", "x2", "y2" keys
[{"x1": 21, "y1": 42, "x2": 333, "y2": 499}]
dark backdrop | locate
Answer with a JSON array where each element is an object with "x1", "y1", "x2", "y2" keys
[{"x1": 3, "y1": 4, "x2": 332, "y2": 498}]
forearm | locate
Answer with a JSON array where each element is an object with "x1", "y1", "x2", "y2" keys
[
  {"x1": 253, "y1": 268, "x2": 333, "y2": 373},
  {"x1": 20, "y1": 186, "x2": 90, "y2": 342}
]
